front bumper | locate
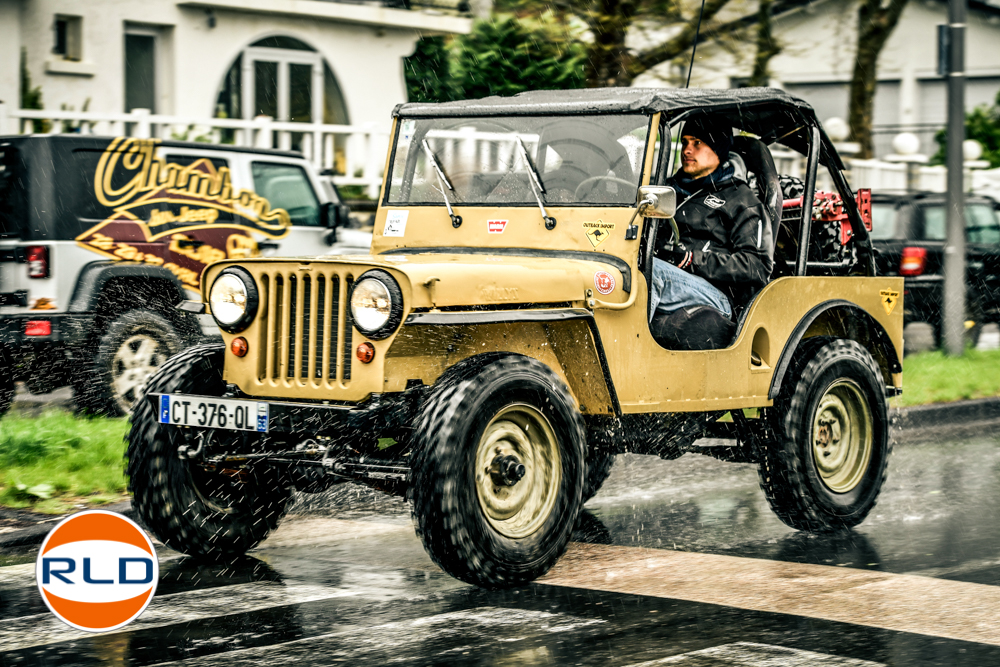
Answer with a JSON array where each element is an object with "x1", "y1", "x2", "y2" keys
[{"x1": 148, "y1": 388, "x2": 420, "y2": 441}]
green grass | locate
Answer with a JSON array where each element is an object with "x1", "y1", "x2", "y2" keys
[
  {"x1": 896, "y1": 347, "x2": 1000, "y2": 407},
  {"x1": 0, "y1": 412, "x2": 129, "y2": 513}
]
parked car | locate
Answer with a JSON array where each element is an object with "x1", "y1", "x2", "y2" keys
[
  {"x1": 127, "y1": 88, "x2": 901, "y2": 589},
  {"x1": 0, "y1": 135, "x2": 368, "y2": 417},
  {"x1": 866, "y1": 192, "x2": 1000, "y2": 348}
]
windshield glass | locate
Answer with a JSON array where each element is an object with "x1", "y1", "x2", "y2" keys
[{"x1": 386, "y1": 114, "x2": 651, "y2": 207}]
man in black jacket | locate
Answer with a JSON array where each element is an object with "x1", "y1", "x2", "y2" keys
[{"x1": 652, "y1": 116, "x2": 774, "y2": 328}]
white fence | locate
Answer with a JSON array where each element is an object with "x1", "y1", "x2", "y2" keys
[
  {"x1": 6, "y1": 102, "x2": 1000, "y2": 202},
  {"x1": 0, "y1": 103, "x2": 389, "y2": 198}
]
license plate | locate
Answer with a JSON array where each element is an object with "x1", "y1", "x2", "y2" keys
[{"x1": 158, "y1": 395, "x2": 268, "y2": 432}]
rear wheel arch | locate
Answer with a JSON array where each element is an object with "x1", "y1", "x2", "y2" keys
[{"x1": 769, "y1": 301, "x2": 901, "y2": 399}]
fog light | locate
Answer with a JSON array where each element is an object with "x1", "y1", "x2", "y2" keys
[
  {"x1": 356, "y1": 342, "x2": 375, "y2": 364},
  {"x1": 25, "y1": 320, "x2": 51, "y2": 336},
  {"x1": 231, "y1": 336, "x2": 249, "y2": 357}
]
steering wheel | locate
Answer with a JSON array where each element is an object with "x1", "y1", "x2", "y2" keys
[{"x1": 574, "y1": 175, "x2": 639, "y2": 201}]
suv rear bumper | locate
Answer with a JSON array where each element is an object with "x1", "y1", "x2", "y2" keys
[{"x1": 0, "y1": 313, "x2": 97, "y2": 347}]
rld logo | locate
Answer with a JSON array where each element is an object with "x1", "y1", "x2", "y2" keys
[{"x1": 35, "y1": 510, "x2": 159, "y2": 632}]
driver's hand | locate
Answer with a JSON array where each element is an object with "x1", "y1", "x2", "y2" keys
[{"x1": 661, "y1": 244, "x2": 693, "y2": 271}]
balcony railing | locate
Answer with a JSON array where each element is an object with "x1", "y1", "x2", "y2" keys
[{"x1": 0, "y1": 103, "x2": 389, "y2": 198}]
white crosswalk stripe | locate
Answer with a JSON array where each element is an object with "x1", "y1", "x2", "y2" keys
[
  {"x1": 0, "y1": 581, "x2": 360, "y2": 652},
  {"x1": 150, "y1": 607, "x2": 608, "y2": 666},
  {"x1": 627, "y1": 642, "x2": 885, "y2": 666}
]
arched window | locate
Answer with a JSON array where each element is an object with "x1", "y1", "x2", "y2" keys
[{"x1": 215, "y1": 35, "x2": 349, "y2": 151}]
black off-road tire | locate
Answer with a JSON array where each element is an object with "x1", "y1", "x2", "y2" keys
[
  {"x1": 410, "y1": 354, "x2": 585, "y2": 589},
  {"x1": 583, "y1": 453, "x2": 616, "y2": 502},
  {"x1": 127, "y1": 343, "x2": 291, "y2": 560},
  {"x1": 76, "y1": 309, "x2": 187, "y2": 417},
  {"x1": 758, "y1": 338, "x2": 890, "y2": 532}
]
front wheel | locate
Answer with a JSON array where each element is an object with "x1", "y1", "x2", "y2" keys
[
  {"x1": 127, "y1": 343, "x2": 290, "y2": 560},
  {"x1": 410, "y1": 355, "x2": 585, "y2": 588},
  {"x1": 758, "y1": 339, "x2": 890, "y2": 532}
]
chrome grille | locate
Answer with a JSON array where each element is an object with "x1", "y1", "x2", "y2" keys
[{"x1": 258, "y1": 269, "x2": 354, "y2": 384}]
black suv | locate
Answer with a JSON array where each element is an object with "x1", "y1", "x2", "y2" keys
[{"x1": 869, "y1": 192, "x2": 1000, "y2": 347}]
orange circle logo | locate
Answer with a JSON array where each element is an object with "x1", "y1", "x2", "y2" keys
[
  {"x1": 594, "y1": 271, "x2": 616, "y2": 295},
  {"x1": 35, "y1": 510, "x2": 159, "y2": 632}
]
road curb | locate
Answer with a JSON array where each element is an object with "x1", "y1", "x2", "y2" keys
[
  {"x1": 890, "y1": 396, "x2": 1000, "y2": 431},
  {"x1": 0, "y1": 500, "x2": 134, "y2": 550}
]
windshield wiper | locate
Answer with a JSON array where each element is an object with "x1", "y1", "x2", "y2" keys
[
  {"x1": 421, "y1": 140, "x2": 462, "y2": 228},
  {"x1": 516, "y1": 137, "x2": 556, "y2": 230}
]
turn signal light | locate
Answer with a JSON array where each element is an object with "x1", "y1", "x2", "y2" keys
[
  {"x1": 26, "y1": 245, "x2": 49, "y2": 279},
  {"x1": 231, "y1": 336, "x2": 249, "y2": 357},
  {"x1": 899, "y1": 246, "x2": 927, "y2": 276},
  {"x1": 25, "y1": 320, "x2": 51, "y2": 336},
  {"x1": 356, "y1": 342, "x2": 375, "y2": 364}
]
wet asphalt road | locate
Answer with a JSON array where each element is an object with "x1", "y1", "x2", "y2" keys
[{"x1": 3, "y1": 425, "x2": 1000, "y2": 666}]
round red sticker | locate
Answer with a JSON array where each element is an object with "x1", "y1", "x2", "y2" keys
[
  {"x1": 594, "y1": 271, "x2": 615, "y2": 295},
  {"x1": 36, "y1": 510, "x2": 159, "y2": 632}
]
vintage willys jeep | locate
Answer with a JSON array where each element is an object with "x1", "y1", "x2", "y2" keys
[{"x1": 128, "y1": 88, "x2": 903, "y2": 588}]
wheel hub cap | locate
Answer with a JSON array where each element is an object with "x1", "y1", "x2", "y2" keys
[
  {"x1": 812, "y1": 379, "x2": 874, "y2": 493},
  {"x1": 112, "y1": 333, "x2": 166, "y2": 411},
  {"x1": 475, "y1": 404, "x2": 561, "y2": 539}
]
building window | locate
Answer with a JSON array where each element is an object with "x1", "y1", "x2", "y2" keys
[
  {"x1": 53, "y1": 15, "x2": 83, "y2": 61},
  {"x1": 124, "y1": 33, "x2": 156, "y2": 112}
]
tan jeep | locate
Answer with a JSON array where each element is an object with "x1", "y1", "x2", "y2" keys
[{"x1": 127, "y1": 88, "x2": 903, "y2": 589}]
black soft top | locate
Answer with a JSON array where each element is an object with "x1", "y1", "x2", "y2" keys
[
  {"x1": 395, "y1": 87, "x2": 814, "y2": 118},
  {"x1": 393, "y1": 87, "x2": 820, "y2": 150}
]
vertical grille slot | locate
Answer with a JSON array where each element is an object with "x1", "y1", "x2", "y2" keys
[
  {"x1": 313, "y1": 276, "x2": 326, "y2": 380},
  {"x1": 258, "y1": 274, "x2": 270, "y2": 380},
  {"x1": 300, "y1": 276, "x2": 312, "y2": 380},
  {"x1": 342, "y1": 276, "x2": 353, "y2": 381},
  {"x1": 286, "y1": 275, "x2": 298, "y2": 379}
]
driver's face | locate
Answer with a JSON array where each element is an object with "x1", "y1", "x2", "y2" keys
[{"x1": 680, "y1": 135, "x2": 720, "y2": 179}]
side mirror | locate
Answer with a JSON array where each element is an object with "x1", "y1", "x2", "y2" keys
[
  {"x1": 321, "y1": 202, "x2": 352, "y2": 245},
  {"x1": 636, "y1": 186, "x2": 677, "y2": 218}
]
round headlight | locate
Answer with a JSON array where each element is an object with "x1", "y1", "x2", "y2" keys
[
  {"x1": 350, "y1": 270, "x2": 404, "y2": 340},
  {"x1": 209, "y1": 268, "x2": 258, "y2": 333}
]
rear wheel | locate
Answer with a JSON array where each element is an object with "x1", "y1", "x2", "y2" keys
[
  {"x1": 410, "y1": 355, "x2": 585, "y2": 588},
  {"x1": 76, "y1": 310, "x2": 186, "y2": 417},
  {"x1": 758, "y1": 339, "x2": 890, "y2": 532},
  {"x1": 127, "y1": 343, "x2": 290, "y2": 560}
]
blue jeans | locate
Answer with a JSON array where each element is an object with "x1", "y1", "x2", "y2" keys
[{"x1": 650, "y1": 258, "x2": 732, "y2": 322}]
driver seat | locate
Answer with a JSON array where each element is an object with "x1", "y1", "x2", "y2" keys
[{"x1": 731, "y1": 135, "x2": 782, "y2": 256}]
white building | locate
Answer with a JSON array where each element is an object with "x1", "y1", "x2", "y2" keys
[
  {"x1": 0, "y1": 0, "x2": 471, "y2": 153},
  {"x1": 636, "y1": 0, "x2": 1000, "y2": 158}
]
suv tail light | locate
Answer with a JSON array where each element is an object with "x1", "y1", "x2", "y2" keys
[
  {"x1": 900, "y1": 246, "x2": 927, "y2": 276},
  {"x1": 26, "y1": 245, "x2": 49, "y2": 278}
]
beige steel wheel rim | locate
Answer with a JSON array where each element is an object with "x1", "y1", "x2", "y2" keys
[
  {"x1": 811, "y1": 379, "x2": 874, "y2": 494},
  {"x1": 474, "y1": 404, "x2": 562, "y2": 539}
]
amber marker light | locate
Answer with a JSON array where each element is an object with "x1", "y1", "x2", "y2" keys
[
  {"x1": 356, "y1": 342, "x2": 375, "y2": 364},
  {"x1": 231, "y1": 337, "x2": 249, "y2": 357}
]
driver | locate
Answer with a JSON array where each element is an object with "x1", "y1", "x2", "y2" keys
[{"x1": 650, "y1": 116, "x2": 774, "y2": 345}]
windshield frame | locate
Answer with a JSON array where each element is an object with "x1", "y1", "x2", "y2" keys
[{"x1": 381, "y1": 113, "x2": 655, "y2": 209}]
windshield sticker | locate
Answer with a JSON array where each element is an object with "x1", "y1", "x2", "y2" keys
[
  {"x1": 583, "y1": 221, "x2": 615, "y2": 248},
  {"x1": 384, "y1": 210, "x2": 408, "y2": 237},
  {"x1": 594, "y1": 271, "x2": 616, "y2": 295},
  {"x1": 488, "y1": 220, "x2": 508, "y2": 234},
  {"x1": 880, "y1": 289, "x2": 900, "y2": 315}
]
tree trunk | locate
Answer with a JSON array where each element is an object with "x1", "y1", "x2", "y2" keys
[
  {"x1": 848, "y1": 0, "x2": 910, "y2": 159},
  {"x1": 747, "y1": 0, "x2": 780, "y2": 87},
  {"x1": 586, "y1": 0, "x2": 736, "y2": 87}
]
